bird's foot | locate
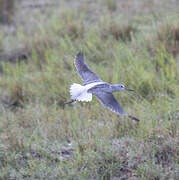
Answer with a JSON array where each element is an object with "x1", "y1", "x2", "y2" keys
[
  {"x1": 64, "y1": 99, "x2": 75, "y2": 106},
  {"x1": 128, "y1": 115, "x2": 140, "y2": 122}
]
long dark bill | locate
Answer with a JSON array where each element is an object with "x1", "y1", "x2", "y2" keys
[
  {"x1": 128, "y1": 115, "x2": 140, "y2": 122},
  {"x1": 125, "y1": 88, "x2": 135, "y2": 91}
]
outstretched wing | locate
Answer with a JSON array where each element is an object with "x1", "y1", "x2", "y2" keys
[
  {"x1": 92, "y1": 91, "x2": 127, "y2": 115},
  {"x1": 74, "y1": 53, "x2": 102, "y2": 83},
  {"x1": 93, "y1": 91, "x2": 140, "y2": 121}
]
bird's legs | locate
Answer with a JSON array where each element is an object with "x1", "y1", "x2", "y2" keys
[
  {"x1": 128, "y1": 115, "x2": 140, "y2": 122},
  {"x1": 64, "y1": 99, "x2": 75, "y2": 106}
]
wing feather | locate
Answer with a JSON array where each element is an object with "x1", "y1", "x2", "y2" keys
[
  {"x1": 74, "y1": 53, "x2": 102, "y2": 83},
  {"x1": 92, "y1": 91, "x2": 127, "y2": 115}
]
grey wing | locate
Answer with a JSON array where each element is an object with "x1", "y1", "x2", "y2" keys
[
  {"x1": 74, "y1": 53, "x2": 102, "y2": 83},
  {"x1": 92, "y1": 91, "x2": 127, "y2": 115}
]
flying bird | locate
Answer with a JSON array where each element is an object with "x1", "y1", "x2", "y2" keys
[{"x1": 65, "y1": 53, "x2": 139, "y2": 122}]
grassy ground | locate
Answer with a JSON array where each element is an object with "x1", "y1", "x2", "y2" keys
[{"x1": 0, "y1": 0, "x2": 179, "y2": 179}]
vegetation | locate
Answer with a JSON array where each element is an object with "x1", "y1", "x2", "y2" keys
[{"x1": 0, "y1": 0, "x2": 178, "y2": 179}]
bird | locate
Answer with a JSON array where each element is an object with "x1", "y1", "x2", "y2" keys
[{"x1": 64, "y1": 52, "x2": 139, "y2": 122}]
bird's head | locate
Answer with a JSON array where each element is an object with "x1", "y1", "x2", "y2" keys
[{"x1": 116, "y1": 84, "x2": 135, "y2": 91}]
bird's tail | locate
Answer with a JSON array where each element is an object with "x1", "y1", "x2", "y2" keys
[
  {"x1": 70, "y1": 83, "x2": 92, "y2": 102},
  {"x1": 70, "y1": 83, "x2": 84, "y2": 100}
]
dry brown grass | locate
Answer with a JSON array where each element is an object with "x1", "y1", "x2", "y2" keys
[
  {"x1": 156, "y1": 24, "x2": 179, "y2": 57},
  {"x1": 65, "y1": 22, "x2": 85, "y2": 40},
  {"x1": 101, "y1": 21, "x2": 137, "y2": 42},
  {"x1": 58, "y1": 11, "x2": 85, "y2": 40},
  {"x1": 148, "y1": 24, "x2": 179, "y2": 58}
]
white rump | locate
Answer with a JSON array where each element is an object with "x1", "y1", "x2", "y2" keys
[
  {"x1": 70, "y1": 82, "x2": 104, "y2": 102},
  {"x1": 70, "y1": 83, "x2": 92, "y2": 102}
]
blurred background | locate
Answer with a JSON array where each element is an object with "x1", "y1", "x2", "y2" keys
[
  {"x1": 0, "y1": 0, "x2": 178, "y2": 179},
  {"x1": 1, "y1": 0, "x2": 179, "y2": 62}
]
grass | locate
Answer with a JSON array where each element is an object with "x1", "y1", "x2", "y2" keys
[{"x1": 0, "y1": 1, "x2": 179, "y2": 179}]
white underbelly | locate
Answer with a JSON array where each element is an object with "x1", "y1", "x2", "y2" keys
[{"x1": 70, "y1": 82, "x2": 104, "y2": 102}]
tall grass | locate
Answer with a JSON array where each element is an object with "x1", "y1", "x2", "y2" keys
[{"x1": 0, "y1": 4, "x2": 178, "y2": 180}]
